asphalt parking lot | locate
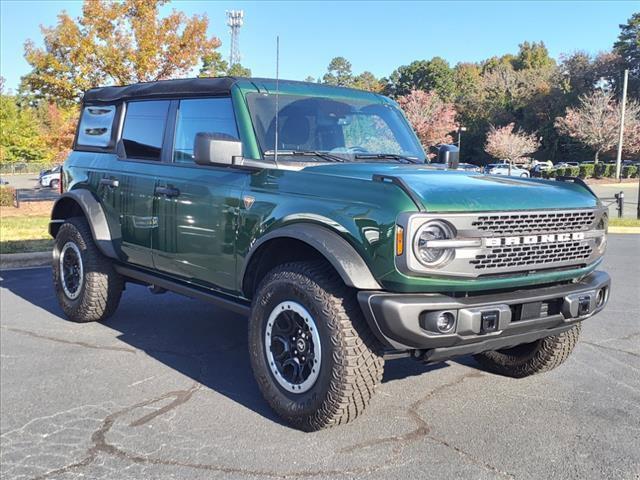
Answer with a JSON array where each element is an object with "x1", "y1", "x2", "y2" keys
[{"x1": 1, "y1": 235, "x2": 639, "y2": 480}]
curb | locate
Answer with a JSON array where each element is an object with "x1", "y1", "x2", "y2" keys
[
  {"x1": 0, "y1": 251, "x2": 51, "y2": 270},
  {"x1": 609, "y1": 226, "x2": 640, "y2": 234}
]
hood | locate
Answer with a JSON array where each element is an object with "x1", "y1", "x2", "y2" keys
[{"x1": 302, "y1": 163, "x2": 599, "y2": 212}]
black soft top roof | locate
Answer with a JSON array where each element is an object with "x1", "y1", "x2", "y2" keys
[{"x1": 82, "y1": 77, "x2": 238, "y2": 103}]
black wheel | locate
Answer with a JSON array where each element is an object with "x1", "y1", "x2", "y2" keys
[
  {"x1": 249, "y1": 261, "x2": 384, "y2": 431},
  {"x1": 50, "y1": 179, "x2": 60, "y2": 190},
  {"x1": 52, "y1": 216, "x2": 123, "y2": 322},
  {"x1": 473, "y1": 325, "x2": 581, "y2": 378}
]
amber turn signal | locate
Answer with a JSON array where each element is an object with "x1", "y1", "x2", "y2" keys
[{"x1": 396, "y1": 225, "x2": 404, "y2": 256}]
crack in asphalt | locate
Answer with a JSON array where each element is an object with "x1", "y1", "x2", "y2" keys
[
  {"x1": 339, "y1": 371, "x2": 514, "y2": 479},
  {"x1": 1, "y1": 326, "x2": 137, "y2": 353},
  {"x1": 26, "y1": 369, "x2": 511, "y2": 480},
  {"x1": 582, "y1": 340, "x2": 640, "y2": 359}
]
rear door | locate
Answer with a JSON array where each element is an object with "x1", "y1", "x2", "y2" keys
[{"x1": 151, "y1": 97, "x2": 247, "y2": 293}]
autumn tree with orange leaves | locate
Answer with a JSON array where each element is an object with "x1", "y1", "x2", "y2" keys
[
  {"x1": 396, "y1": 90, "x2": 458, "y2": 152},
  {"x1": 21, "y1": 0, "x2": 222, "y2": 105}
]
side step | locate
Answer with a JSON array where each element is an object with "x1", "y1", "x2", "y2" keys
[{"x1": 114, "y1": 264, "x2": 251, "y2": 316}]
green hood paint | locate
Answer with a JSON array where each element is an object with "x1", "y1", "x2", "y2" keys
[{"x1": 302, "y1": 163, "x2": 598, "y2": 212}]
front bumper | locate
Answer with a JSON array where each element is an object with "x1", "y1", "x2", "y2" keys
[{"x1": 358, "y1": 271, "x2": 610, "y2": 362}]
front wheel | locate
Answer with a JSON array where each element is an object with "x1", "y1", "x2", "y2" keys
[
  {"x1": 473, "y1": 325, "x2": 581, "y2": 378},
  {"x1": 248, "y1": 261, "x2": 384, "y2": 431},
  {"x1": 53, "y1": 217, "x2": 123, "y2": 322}
]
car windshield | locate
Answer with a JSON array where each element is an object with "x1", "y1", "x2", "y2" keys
[{"x1": 245, "y1": 93, "x2": 426, "y2": 162}]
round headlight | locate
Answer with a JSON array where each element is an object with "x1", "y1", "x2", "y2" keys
[{"x1": 413, "y1": 220, "x2": 455, "y2": 268}]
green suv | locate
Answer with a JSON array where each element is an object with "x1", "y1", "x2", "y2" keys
[{"x1": 50, "y1": 77, "x2": 610, "y2": 431}]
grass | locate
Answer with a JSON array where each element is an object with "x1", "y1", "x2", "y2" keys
[
  {"x1": 0, "y1": 215, "x2": 53, "y2": 254},
  {"x1": 609, "y1": 217, "x2": 640, "y2": 228}
]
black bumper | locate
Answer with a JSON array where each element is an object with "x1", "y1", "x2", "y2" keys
[{"x1": 358, "y1": 271, "x2": 611, "y2": 362}]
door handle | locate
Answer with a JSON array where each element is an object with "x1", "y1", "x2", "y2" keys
[
  {"x1": 100, "y1": 177, "x2": 119, "y2": 188},
  {"x1": 155, "y1": 185, "x2": 180, "y2": 198}
]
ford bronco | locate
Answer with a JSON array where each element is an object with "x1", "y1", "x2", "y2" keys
[{"x1": 50, "y1": 77, "x2": 610, "y2": 431}]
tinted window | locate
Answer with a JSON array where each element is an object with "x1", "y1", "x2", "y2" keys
[
  {"x1": 173, "y1": 98, "x2": 238, "y2": 163},
  {"x1": 77, "y1": 105, "x2": 116, "y2": 148},
  {"x1": 122, "y1": 101, "x2": 169, "y2": 160}
]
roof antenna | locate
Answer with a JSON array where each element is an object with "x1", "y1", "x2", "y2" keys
[{"x1": 274, "y1": 35, "x2": 280, "y2": 168}]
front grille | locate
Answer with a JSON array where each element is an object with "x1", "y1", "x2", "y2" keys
[
  {"x1": 470, "y1": 241, "x2": 593, "y2": 270},
  {"x1": 472, "y1": 211, "x2": 595, "y2": 235}
]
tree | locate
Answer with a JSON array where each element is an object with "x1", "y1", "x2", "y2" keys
[
  {"x1": 555, "y1": 90, "x2": 640, "y2": 163},
  {"x1": 22, "y1": 0, "x2": 221, "y2": 104},
  {"x1": 613, "y1": 12, "x2": 640, "y2": 98},
  {"x1": 514, "y1": 41, "x2": 555, "y2": 71},
  {"x1": 0, "y1": 95, "x2": 48, "y2": 164},
  {"x1": 227, "y1": 64, "x2": 252, "y2": 77},
  {"x1": 385, "y1": 58, "x2": 455, "y2": 99},
  {"x1": 396, "y1": 90, "x2": 458, "y2": 150},
  {"x1": 352, "y1": 71, "x2": 382, "y2": 92},
  {"x1": 322, "y1": 57, "x2": 353, "y2": 86},
  {"x1": 199, "y1": 51, "x2": 229, "y2": 78},
  {"x1": 484, "y1": 123, "x2": 540, "y2": 171}
]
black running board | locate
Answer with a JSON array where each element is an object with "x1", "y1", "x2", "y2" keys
[{"x1": 114, "y1": 264, "x2": 251, "y2": 316}]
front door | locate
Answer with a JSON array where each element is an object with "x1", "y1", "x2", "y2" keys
[{"x1": 151, "y1": 97, "x2": 246, "y2": 293}]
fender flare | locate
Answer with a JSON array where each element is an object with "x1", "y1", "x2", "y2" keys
[
  {"x1": 242, "y1": 223, "x2": 382, "y2": 291},
  {"x1": 50, "y1": 190, "x2": 119, "y2": 259}
]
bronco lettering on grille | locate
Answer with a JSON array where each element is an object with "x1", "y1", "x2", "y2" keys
[{"x1": 485, "y1": 232, "x2": 585, "y2": 247}]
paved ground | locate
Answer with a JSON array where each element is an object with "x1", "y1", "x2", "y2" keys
[
  {"x1": 591, "y1": 182, "x2": 639, "y2": 219},
  {"x1": 1, "y1": 235, "x2": 639, "y2": 480}
]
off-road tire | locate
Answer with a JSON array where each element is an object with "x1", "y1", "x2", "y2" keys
[
  {"x1": 473, "y1": 324, "x2": 581, "y2": 378},
  {"x1": 248, "y1": 261, "x2": 384, "y2": 431},
  {"x1": 53, "y1": 216, "x2": 123, "y2": 322},
  {"x1": 50, "y1": 179, "x2": 60, "y2": 190}
]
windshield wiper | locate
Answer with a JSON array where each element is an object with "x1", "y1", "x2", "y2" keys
[
  {"x1": 264, "y1": 150, "x2": 345, "y2": 163},
  {"x1": 354, "y1": 153, "x2": 421, "y2": 164}
]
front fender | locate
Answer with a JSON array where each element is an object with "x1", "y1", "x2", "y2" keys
[
  {"x1": 50, "y1": 190, "x2": 119, "y2": 259},
  {"x1": 243, "y1": 223, "x2": 382, "y2": 291}
]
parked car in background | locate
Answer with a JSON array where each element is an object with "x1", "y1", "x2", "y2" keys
[
  {"x1": 39, "y1": 165, "x2": 61, "y2": 189},
  {"x1": 486, "y1": 163, "x2": 530, "y2": 177},
  {"x1": 555, "y1": 162, "x2": 579, "y2": 168},
  {"x1": 530, "y1": 163, "x2": 553, "y2": 177},
  {"x1": 0, "y1": 177, "x2": 9, "y2": 185}
]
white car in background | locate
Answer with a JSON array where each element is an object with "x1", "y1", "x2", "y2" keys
[
  {"x1": 486, "y1": 163, "x2": 530, "y2": 177},
  {"x1": 39, "y1": 165, "x2": 61, "y2": 189}
]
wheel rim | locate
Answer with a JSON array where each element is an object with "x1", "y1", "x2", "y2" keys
[
  {"x1": 264, "y1": 301, "x2": 322, "y2": 394},
  {"x1": 59, "y1": 241, "x2": 83, "y2": 300}
]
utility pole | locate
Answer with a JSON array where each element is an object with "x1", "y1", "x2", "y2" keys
[
  {"x1": 226, "y1": 10, "x2": 244, "y2": 67},
  {"x1": 615, "y1": 69, "x2": 628, "y2": 181}
]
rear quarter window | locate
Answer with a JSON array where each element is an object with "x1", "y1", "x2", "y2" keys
[{"x1": 76, "y1": 105, "x2": 116, "y2": 148}]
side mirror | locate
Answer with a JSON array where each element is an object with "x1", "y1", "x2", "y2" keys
[
  {"x1": 438, "y1": 144, "x2": 459, "y2": 170},
  {"x1": 194, "y1": 132, "x2": 242, "y2": 166}
]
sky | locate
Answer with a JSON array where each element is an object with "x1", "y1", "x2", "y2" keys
[{"x1": 0, "y1": 0, "x2": 637, "y2": 92}]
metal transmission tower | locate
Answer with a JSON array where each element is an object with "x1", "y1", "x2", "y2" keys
[{"x1": 226, "y1": 10, "x2": 244, "y2": 66}]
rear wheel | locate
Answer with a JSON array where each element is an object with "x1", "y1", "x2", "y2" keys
[
  {"x1": 53, "y1": 216, "x2": 123, "y2": 322},
  {"x1": 473, "y1": 325, "x2": 581, "y2": 378},
  {"x1": 248, "y1": 261, "x2": 384, "y2": 431},
  {"x1": 50, "y1": 179, "x2": 60, "y2": 190}
]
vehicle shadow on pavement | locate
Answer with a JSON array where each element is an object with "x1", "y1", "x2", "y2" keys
[{"x1": 1, "y1": 268, "x2": 470, "y2": 425}]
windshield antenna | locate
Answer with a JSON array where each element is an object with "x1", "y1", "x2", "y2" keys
[{"x1": 274, "y1": 35, "x2": 280, "y2": 168}]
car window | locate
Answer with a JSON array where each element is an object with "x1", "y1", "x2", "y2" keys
[
  {"x1": 77, "y1": 105, "x2": 116, "y2": 148},
  {"x1": 173, "y1": 98, "x2": 238, "y2": 164},
  {"x1": 122, "y1": 100, "x2": 170, "y2": 161}
]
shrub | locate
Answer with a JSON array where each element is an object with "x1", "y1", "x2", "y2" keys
[
  {"x1": 568, "y1": 166, "x2": 580, "y2": 177},
  {"x1": 594, "y1": 162, "x2": 606, "y2": 178},
  {"x1": 0, "y1": 186, "x2": 16, "y2": 207},
  {"x1": 622, "y1": 165, "x2": 638, "y2": 178},
  {"x1": 546, "y1": 169, "x2": 557, "y2": 178},
  {"x1": 579, "y1": 164, "x2": 594, "y2": 179},
  {"x1": 606, "y1": 164, "x2": 616, "y2": 177}
]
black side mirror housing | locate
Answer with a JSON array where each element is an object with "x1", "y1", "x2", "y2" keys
[
  {"x1": 194, "y1": 132, "x2": 243, "y2": 166},
  {"x1": 438, "y1": 144, "x2": 460, "y2": 169}
]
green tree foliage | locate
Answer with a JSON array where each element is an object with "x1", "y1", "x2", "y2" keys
[
  {"x1": 0, "y1": 95, "x2": 48, "y2": 164},
  {"x1": 199, "y1": 51, "x2": 229, "y2": 78},
  {"x1": 513, "y1": 41, "x2": 555, "y2": 70},
  {"x1": 322, "y1": 57, "x2": 354, "y2": 86},
  {"x1": 614, "y1": 12, "x2": 640, "y2": 98},
  {"x1": 22, "y1": 0, "x2": 221, "y2": 105},
  {"x1": 385, "y1": 57, "x2": 455, "y2": 100},
  {"x1": 352, "y1": 71, "x2": 383, "y2": 92},
  {"x1": 227, "y1": 64, "x2": 252, "y2": 77}
]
